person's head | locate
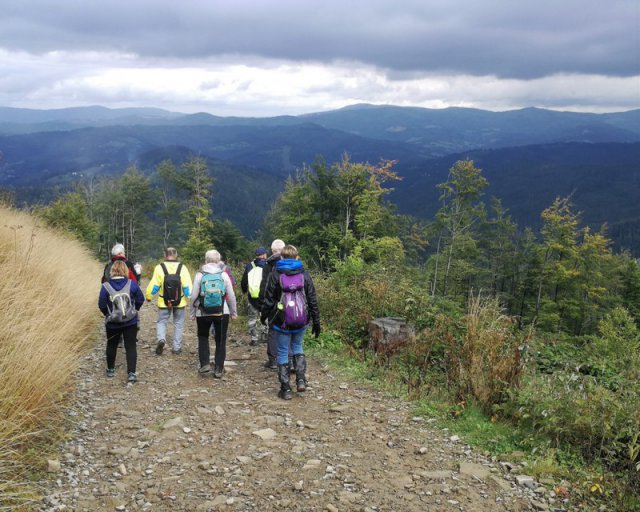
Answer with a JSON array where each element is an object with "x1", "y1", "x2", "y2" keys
[
  {"x1": 255, "y1": 246, "x2": 268, "y2": 260},
  {"x1": 111, "y1": 243, "x2": 125, "y2": 257},
  {"x1": 270, "y1": 239, "x2": 285, "y2": 255},
  {"x1": 110, "y1": 260, "x2": 128, "y2": 278},
  {"x1": 165, "y1": 247, "x2": 178, "y2": 260},
  {"x1": 205, "y1": 249, "x2": 221, "y2": 264},
  {"x1": 280, "y1": 244, "x2": 299, "y2": 260}
]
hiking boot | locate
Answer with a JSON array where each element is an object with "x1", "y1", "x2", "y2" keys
[
  {"x1": 171, "y1": 348, "x2": 182, "y2": 355},
  {"x1": 249, "y1": 338, "x2": 258, "y2": 346},
  {"x1": 277, "y1": 364, "x2": 292, "y2": 400},
  {"x1": 288, "y1": 358, "x2": 296, "y2": 375},
  {"x1": 106, "y1": 368, "x2": 115, "y2": 378},
  {"x1": 199, "y1": 364, "x2": 211, "y2": 375},
  {"x1": 155, "y1": 340, "x2": 165, "y2": 355},
  {"x1": 264, "y1": 357, "x2": 277, "y2": 370},
  {"x1": 293, "y1": 354, "x2": 307, "y2": 392},
  {"x1": 213, "y1": 367, "x2": 224, "y2": 379},
  {"x1": 127, "y1": 372, "x2": 137, "y2": 383}
]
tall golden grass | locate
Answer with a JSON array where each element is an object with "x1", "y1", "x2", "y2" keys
[{"x1": 0, "y1": 206, "x2": 102, "y2": 509}]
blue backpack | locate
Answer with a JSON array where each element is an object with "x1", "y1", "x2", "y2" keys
[{"x1": 200, "y1": 272, "x2": 226, "y2": 314}]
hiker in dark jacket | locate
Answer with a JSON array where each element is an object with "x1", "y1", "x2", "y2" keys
[
  {"x1": 101, "y1": 243, "x2": 141, "y2": 284},
  {"x1": 262, "y1": 244, "x2": 320, "y2": 400},
  {"x1": 240, "y1": 246, "x2": 268, "y2": 346},
  {"x1": 99, "y1": 260, "x2": 145, "y2": 383},
  {"x1": 101, "y1": 243, "x2": 142, "y2": 349},
  {"x1": 259, "y1": 239, "x2": 285, "y2": 369}
]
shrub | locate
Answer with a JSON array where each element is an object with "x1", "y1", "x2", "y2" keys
[
  {"x1": 451, "y1": 294, "x2": 529, "y2": 409},
  {"x1": 314, "y1": 254, "x2": 437, "y2": 347},
  {"x1": 505, "y1": 308, "x2": 640, "y2": 498}
]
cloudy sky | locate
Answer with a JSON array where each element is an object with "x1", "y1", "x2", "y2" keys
[{"x1": 1, "y1": 0, "x2": 638, "y2": 116}]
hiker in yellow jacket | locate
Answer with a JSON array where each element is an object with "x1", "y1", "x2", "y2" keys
[{"x1": 146, "y1": 247, "x2": 192, "y2": 355}]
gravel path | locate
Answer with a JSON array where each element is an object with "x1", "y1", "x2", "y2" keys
[{"x1": 39, "y1": 303, "x2": 564, "y2": 512}]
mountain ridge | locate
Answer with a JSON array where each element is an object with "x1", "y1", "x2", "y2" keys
[{"x1": 1, "y1": 104, "x2": 639, "y2": 251}]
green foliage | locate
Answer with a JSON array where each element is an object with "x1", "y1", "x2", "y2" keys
[
  {"x1": 265, "y1": 155, "x2": 403, "y2": 270},
  {"x1": 210, "y1": 219, "x2": 251, "y2": 263},
  {"x1": 429, "y1": 159, "x2": 487, "y2": 298},
  {"x1": 38, "y1": 191, "x2": 99, "y2": 248},
  {"x1": 502, "y1": 309, "x2": 640, "y2": 497},
  {"x1": 314, "y1": 253, "x2": 436, "y2": 346},
  {"x1": 153, "y1": 159, "x2": 185, "y2": 247},
  {"x1": 40, "y1": 155, "x2": 250, "y2": 266}
]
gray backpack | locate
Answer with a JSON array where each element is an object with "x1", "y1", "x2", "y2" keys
[{"x1": 102, "y1": 281, "x2": 138, "y2": 323}]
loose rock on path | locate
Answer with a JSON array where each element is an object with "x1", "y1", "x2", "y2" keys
[{"x1": 40, "y1": 303, "x2": 563, "y2": 511}]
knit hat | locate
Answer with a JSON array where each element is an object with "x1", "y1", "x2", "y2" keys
[{"x1": 255, "y1": 246, "x2": 267, "y2": 256}]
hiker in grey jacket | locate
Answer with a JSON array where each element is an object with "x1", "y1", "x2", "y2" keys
[{"x1": 190, "y1": 250, "x2": 237, "y2": 379}]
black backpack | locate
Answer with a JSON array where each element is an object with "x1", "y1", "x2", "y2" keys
[
  {"x1": 102, "y1": 262, "x2": 113, "y2": 283},
  {"x1": 161, "y1": 262, "x2": 183, "y2": 308}
]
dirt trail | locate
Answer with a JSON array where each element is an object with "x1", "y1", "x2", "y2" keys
[{"x1": 39, "y1": 302, "x2": 555, "y2": 512}]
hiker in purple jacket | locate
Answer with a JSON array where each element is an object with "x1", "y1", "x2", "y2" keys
[{"x1": 261, "y1": 245, "x2": 320, "y2": 400}]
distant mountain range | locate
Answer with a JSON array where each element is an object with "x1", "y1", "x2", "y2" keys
[{"x1": 1, "y1": 104, "x2": 639, "y2": 250}]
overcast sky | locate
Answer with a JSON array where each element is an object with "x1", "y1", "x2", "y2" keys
[{"x1": 0, "y1": 0, "x2": 638, "y2": 116}]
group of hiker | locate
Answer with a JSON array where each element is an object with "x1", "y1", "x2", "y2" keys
[{"x1": 98, "y1": 240, "x2": 321, "y2": 400}]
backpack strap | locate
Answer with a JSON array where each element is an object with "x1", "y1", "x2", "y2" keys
[
  {"x1": 160, "y1": 262, "x2": 168, "y2": 275},
  {"x1": 176, "y1": 262, "x2": 183, "y2": 276},
  {"x1": 102, "y1": 281, "x2": 116, "y2": 296}
]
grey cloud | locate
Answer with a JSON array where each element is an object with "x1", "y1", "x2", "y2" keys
[{"x1": 1, "y1": 0, "x2": 638, "y2": 79}]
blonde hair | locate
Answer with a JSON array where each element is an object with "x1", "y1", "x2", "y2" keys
[
  {"x1": 280, "y1": 244, "x2": 298, "y2": 259},
  {"x1": 110, "y1": 260, "x2": 128, "y2": 278}
]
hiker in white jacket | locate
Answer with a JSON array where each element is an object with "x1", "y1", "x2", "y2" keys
[{"x1": 190, "y1": 250, "x2": 237, "y2": 379}]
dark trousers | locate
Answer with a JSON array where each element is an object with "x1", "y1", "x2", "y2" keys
[
  {"x1": 266, "y1": 326, "x2": 277, "y2": 360},
  {"x1": 197, "y1": 314, "x2": 229, "y2": 370},
  {"x1": 106, "y1": 324, "x2": 137, "y2": 373}
]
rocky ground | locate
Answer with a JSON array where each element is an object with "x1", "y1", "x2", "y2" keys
[{"x1": 40, "y1": 303, "x2": 572, "y2": 512}]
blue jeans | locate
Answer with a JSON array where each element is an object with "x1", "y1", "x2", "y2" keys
[
  {"x1": 275, "y1": 328, "x2": 306, "y2": 365},
  {"x1": 156, "y1": 307, "x2": 186, "y2": 351}
]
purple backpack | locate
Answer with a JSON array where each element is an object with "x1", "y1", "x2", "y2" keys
[{"x1": 279, "y1": 273, "x2": 309, "y2": 329}]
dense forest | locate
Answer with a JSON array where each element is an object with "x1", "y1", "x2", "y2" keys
[{"x1": 14, "y1": 150, "x2": 640, "y2": 508}]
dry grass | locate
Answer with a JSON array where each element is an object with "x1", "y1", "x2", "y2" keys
[
  {"x1": 0, "y1": 206, "x2": 102, "y2": 509},
  {"x1": 453, "y1": 294, "x2": 531, "y2": 410}
]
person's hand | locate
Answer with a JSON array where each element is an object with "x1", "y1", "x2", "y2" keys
[
  {"x1": 231, "y1": 314, "x2": 238, "y2": 320},
  {"x1": 311, "y1": 323, "x2": 321, "y2": 338},
  {"x1": 190, "y1": 314, "x2": 195, "y2": 321},
  {"x1": 146, "y1": 298, "x2": 151, "y2": 302}
]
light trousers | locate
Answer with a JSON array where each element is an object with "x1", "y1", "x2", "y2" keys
[{"x1": 156, "y1": 307, "x2": 186, "y2": 350}]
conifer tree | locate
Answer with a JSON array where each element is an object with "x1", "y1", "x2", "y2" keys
[
  {"x1": 431, "y1": 159, "x2": 487, "y2": 298},
  {"x1": 178, "y1": 156, "x2": 216, "y2": 264}
]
